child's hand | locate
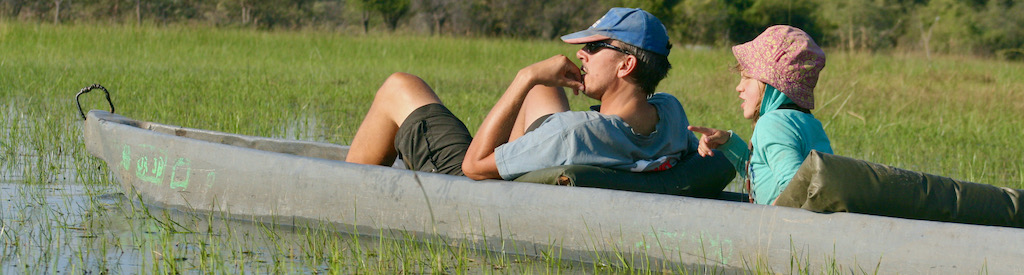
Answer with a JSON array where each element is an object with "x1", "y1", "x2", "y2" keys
[{"x1": 687, "y1": 126, "x2": 730, "y2": 157}]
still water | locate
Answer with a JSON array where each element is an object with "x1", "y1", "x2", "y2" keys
[
  {"x1": 1, "y1": 181, "x2": 138, "y2": 273},
  {"x1": 0, "y1": 178, "x2": 586, "y2": 273}
]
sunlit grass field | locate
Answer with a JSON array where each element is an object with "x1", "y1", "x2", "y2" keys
[{"x1": 2, "y1": 21, "x2": 1023, "y2": 273}]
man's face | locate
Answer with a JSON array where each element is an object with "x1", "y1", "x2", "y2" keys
[{"x1": 576, "y1": 40, "x2": 628, "y2": 100}]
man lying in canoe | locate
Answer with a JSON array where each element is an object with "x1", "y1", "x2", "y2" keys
[{"x1": 346, "y1": 8, "x2": 699, "y2": 181}]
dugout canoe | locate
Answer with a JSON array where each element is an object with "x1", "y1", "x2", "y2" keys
[{"x1": 82, "y1": 110, "x2": 1024, "y2": 273}]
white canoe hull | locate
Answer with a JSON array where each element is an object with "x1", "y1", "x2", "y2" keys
[{"x1": 82, "y1": 110, "x2": 1024, "y2": 273}]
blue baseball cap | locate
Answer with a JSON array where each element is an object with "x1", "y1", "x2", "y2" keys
[{"x1": 561, "y1": 8, "x2": 671, "y2": 56}]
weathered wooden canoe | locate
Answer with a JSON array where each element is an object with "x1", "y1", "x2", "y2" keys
[{"x1": 82, "y1": 110, "x2": 1024, "y2": 273}]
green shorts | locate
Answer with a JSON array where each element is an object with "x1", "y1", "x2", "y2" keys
[{"x1": 394, "y1": 104, "x2": 472, "y2": 176}]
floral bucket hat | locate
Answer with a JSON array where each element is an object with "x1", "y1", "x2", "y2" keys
[{"x1": 732, "y1": 25, "x2": 826, "y2": 110}]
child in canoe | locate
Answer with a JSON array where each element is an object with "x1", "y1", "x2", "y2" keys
[{"x1": 688, "y1": 25, "x2": 833, "y2": 205}]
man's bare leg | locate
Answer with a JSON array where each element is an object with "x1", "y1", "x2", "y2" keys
[
  {"x1": 509, "y1": 86, "x2": 570, "y2": 142},
  {"x1": 346, "y1": 72, "x2": 443, "y2": 166}
]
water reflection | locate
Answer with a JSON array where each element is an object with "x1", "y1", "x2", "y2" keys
[
  {"x1": 0, "y1": 182, "x2": 130, "y2": 273},
  {"x1": 0, "y1": 181, "x2": 580, "y2": 273},
  {"x1": 278, "y1": 112, "x2": 321, "y2": 142}
]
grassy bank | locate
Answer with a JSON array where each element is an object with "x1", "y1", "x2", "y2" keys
[{"x1": 1, "y1": 21, "x2": 1022, "y2": 273}]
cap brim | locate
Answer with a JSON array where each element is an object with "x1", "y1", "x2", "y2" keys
[{"x1": 561, "y1": 30, "x2": 611, "y2": 44}]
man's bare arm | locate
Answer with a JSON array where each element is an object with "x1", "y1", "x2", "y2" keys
[{"x1": 462, "y1": 55, "x2": 584, "y2": 180}]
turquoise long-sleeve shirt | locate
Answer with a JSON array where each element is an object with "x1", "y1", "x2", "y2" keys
[{"x1": 718, "y1": 85, "x2": 833, "y2": 205}]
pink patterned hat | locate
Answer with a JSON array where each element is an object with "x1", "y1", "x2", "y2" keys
[{"x1": 732, "y1": 25, "x2": 825, "y2": 110}]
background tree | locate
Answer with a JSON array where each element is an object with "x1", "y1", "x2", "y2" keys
[
  {"x1": 1, "y1": 0, "x2": 25, "y2": 18},
  {"x1": 814, "y1": 0, "x2": 903, "y2": 52},
  {"x1": 914, "y1": 0, "x2": 977, "y2": 56},
  {"x1": 730, "y1": 0, "x2": 822, "y2": 44},
  {"x1": 673, "y1": 0, "x2": 731, "y2": 46},
  {"x1": 363, "y1": 0, "x2": 408, "y2": 31},
  {"x1": 539, "y1": 0, "x2": 609, "y2": 39},
  {"x1": 306, "y1": 0, "x2": 345, "y2": 29},
  {"x1": 467, "y1": 0, "x2": 541, "y2": 37},
  {"x1": 349, "y1": 0, "x2": 371, "y2": 33},
  {"x1": 620, "y1": 0, "x2": 681, "y2": 28},
  {"x1": 413, "y1": 0, "x2": 452, "y2": 35},
  {"x1": 977, "y1": 0, "x2": 1024, "y2": 60},
  {"x1": 53, "y1": 0, "x2": 61, "y2": 24}
]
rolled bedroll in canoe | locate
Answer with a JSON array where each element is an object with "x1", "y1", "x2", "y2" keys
[
  {"x1": 777, "y1": 150, "x2": 1024, "y2": 228},
  {"x1": 82, "y1": 110, "x2": 1024, "y2": 273}
]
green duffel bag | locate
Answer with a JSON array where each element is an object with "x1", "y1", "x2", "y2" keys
[
  {"x1": 776, "y1": 150, "x2": 1024, "y2": 228},
  {"x1": 513, "y1": 151, "x2": 737, "y2": 199}
]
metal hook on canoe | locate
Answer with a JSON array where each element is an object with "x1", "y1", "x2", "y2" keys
[{"x1": 76, "y1": 84, "x2": 115, "y2": 120}]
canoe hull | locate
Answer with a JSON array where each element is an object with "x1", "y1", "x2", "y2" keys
[{"x1": 83, "y1": 110, "x2": 1024, "y2": 273}]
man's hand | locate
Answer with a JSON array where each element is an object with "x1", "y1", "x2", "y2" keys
[
  {"x1": 520, "y1": 55, "x2": 585, "y2": 95},
  {"x1": 687, "y1": 126, "x2": 731, "y2": 157}
]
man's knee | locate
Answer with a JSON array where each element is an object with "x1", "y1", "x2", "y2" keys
[
  {"x1": 522, "y1": 86, "x2": 569, "y2": 115},
  {"x1": 380, "y1": 72, "x2": 426, "y2": 94},
  {"x1": 372, "y1": 72, "x2": 443, "y2": 124},
  {"x1": 380, "y1": 71, "x2": 436, "y2": 96},
  {"x1": 377, "y1": 72, "x2": 439, "y2": 103},
  {"x1": 385, "y1": 72, "x2": 423, "y2": 85}
]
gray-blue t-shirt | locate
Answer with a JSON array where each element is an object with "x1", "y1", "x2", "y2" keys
[{"x1": 494, "y1": 93, "x2": 697, "y2": 180}]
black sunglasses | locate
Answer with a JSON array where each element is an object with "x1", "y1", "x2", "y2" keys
[{"x1": 582, "y1": 41, "x2": 632, "y2": 55}]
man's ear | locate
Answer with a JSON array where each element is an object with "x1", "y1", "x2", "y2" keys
[{"x1": 617, "y1": 55, "x2": 638, "y2": 78}]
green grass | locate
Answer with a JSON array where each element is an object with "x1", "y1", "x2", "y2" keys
[{"x1": 1, "y1": 21, "x2": 1023, "y2": 273}]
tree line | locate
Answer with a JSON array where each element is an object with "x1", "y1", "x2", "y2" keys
[{"x1": 3, "y1": 0, "x2": 1022, "y2": 60}]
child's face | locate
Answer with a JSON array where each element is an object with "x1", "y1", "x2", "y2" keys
[{"x1": 736, "y1": 73, "x2": 764, "y2": 120}]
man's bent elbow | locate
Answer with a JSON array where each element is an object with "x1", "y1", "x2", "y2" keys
[
  {"x1": 462, "y1": 162, "x2": 484, "y2": 180},
  {"x1": 464, "y1": 172, "x2": 489, "y2": 181},
  {"x1": 462, "y1": 161, "x2": 496, "y2": 181}
]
